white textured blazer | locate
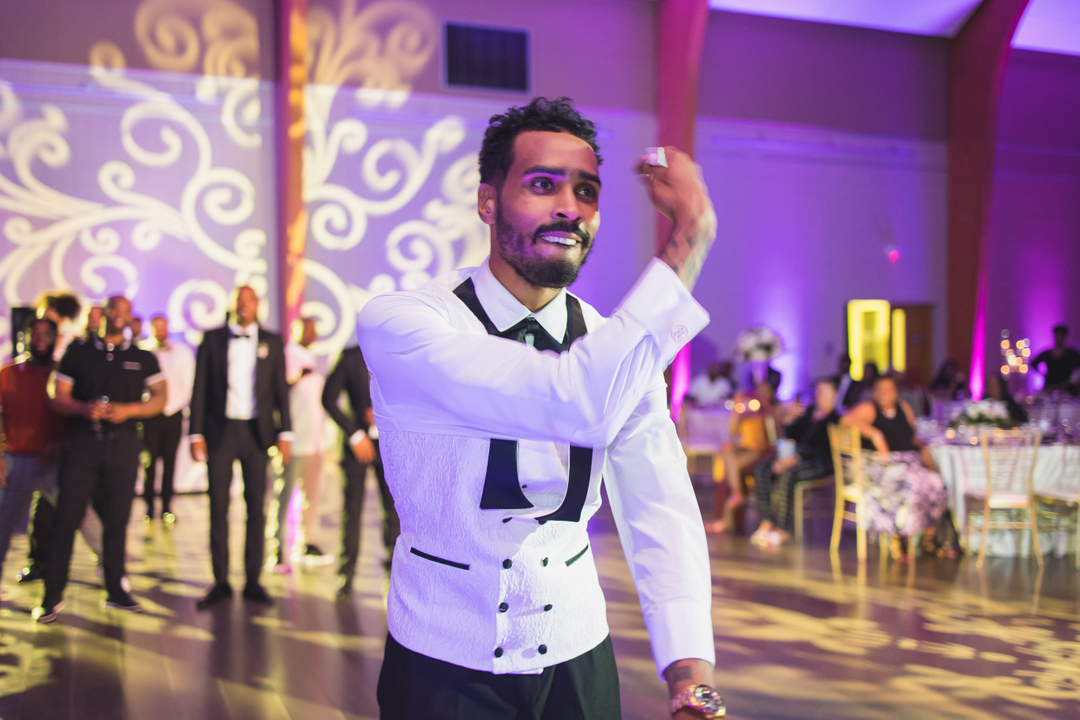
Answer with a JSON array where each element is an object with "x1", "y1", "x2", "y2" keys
[{"x1": 357, "y1": 258, "x2": 715, "y2": 677}]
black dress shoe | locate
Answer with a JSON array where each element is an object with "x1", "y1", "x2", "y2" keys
[
  {"x1": 104, "y1": 590, "x2": 143, "y2": 613},
  {"x1": 196, "y1": 583, "x2": 233, "y2": 610},
  {"x1": 242, "y1": 583, "x2": 273, "y2": 606}
]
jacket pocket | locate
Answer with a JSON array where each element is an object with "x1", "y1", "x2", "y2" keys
[
  {"x1": 410, "y1": 547, "x2": 470, "y2": 570},
  {"x1": 565, "y1": 544, "x2": 589, "y2": 567}
]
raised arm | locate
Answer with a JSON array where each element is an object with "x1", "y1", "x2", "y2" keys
[{"x1": 359, "y1": 260, "x2": 709, "y2": 448}]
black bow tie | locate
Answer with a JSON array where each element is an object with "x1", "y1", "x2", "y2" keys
[
  {"x1": 230, "y1": 330, "x2": 255, "y2": 340},
  {"x1": 498, "y1": 316, "x2": 566, "y2": 353}
]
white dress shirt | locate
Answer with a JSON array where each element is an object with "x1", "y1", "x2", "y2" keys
[
  {"x1": 284, "y1": 342, "x2": 325, "y2": 456},
  {"x1": 153, "y1": 340, "x2": 195, "y2": 417},
  {"x1": 357, "y1": 258, "x2": 715, "y2": 678},
  {"x1": 226, "y1": 322, "x2": 258, "y2": 420}
]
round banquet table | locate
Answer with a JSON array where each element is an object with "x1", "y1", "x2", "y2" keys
[{"x1": 930, "y1": 442, "x2": 1079, "y2": 558}]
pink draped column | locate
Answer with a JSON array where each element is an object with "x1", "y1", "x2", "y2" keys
[
  {"x1": 657, "y1": 0, "x2": 709, "y2": 421},
  {"x1": 947, "y1": 0, "x2": 1030, "y2": 399}
]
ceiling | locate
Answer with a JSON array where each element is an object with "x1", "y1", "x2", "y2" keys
[{"x1": 707, "y1": 0, "x2": 1080, "y2": 57}]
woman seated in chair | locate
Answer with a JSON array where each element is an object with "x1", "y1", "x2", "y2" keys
[
  {"x1": 841, "y1": 374, "x2": 946, "y2": 559},
  {"x1": 705, "y1": 378, "x2": 783, "y2": 534},
  {"x1": 750, "y1": 377, "x2": 841, "y2": 547}
]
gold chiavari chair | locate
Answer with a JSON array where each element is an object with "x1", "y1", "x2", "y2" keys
[
  {"x1": 964, "y1": 428, "x2": 1043, "y2": 570},
  {"x1": 1035, "y1": 439, "x2": 1079, "y2": 569},
  {"x1": 828, "y1": 424, "x2": 870, "y2": 561}
]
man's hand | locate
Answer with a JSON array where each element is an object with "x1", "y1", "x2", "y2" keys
[
  {"x1": 351, "y1": 434, "x2": 375, "y2": 464},
  {"x1": 664, "y1": 658, "x2": 716, "y2": 717},
  {"x1": 102, "y1": 402, "x2": 133, "y2": 424},
  {"x1": 640, "y1": 147, "x2": 717, "y2": 292},
  {"x1": 276, "y1": 438, "x2": 291, "y2": 466},
  {"x1": 84, "y1": 400, "x2": 108, "y2": 422},
  {"x1": 190, "y1": 437, "x2": 208, "y2": 462}
]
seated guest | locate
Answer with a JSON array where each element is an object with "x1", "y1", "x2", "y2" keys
[
  {"x1": 930, "y1": 358, "x2": 969, "y2": 401},
  {"x1": 1032, "y1": 324, "x2": 1080, "y2": 393},
  {"x1": 841, "y1": 375, "x2": 946, "y2": 561},
  {"x1": 687, "y1": 360, "x2": 733, "y2": 407},
  {"x1": 984, "y1": 373, "x2": 1028, "y2": 424},
  {"x1": 832, "y1": 353, "x2": 863, "y2": 414},
  {"x1": 705, "y1": 378, "x2": 784, "y2": 534},
  {"x1": 750, "y1": 377, "x2": 840, "y2": 547}
]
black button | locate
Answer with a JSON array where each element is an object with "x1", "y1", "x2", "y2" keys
[
  {"x1": 502, "y1": 517, "x2": 511, "y2": 523},
  {"x1": 502, "y1": 559, "x2": 512, "y2": 569},
  {"x1": 542, "y1": 558, "x2": 548, "y2": 567},
  {"x1": 544, "y1": 604, "x2": 552, "y2": 612},
  {"x1": 521, "y1": 484, "x2": 528, "y2": 489},
  {"x1": 499, "y1": 602, "x2": 509, "y2": 613},
  {"x1": 494, "y1": 647, "x2": 503, "y2": 658},
  {"x1": 538, "y1": 645, "x2": 547, "y2": 655}
]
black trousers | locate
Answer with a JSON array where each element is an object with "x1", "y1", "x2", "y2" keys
[
  {"x1": 28, "y1": 490, "x2": 55, "y2": 570},
  {"x1": 43, "y1": 434, "x2": 141, "y2": 603},
  {"x1": 207, "y1": 419, "x2": 269, "y2": 586},
  {"x1": 143, "y1": 411, "x2": 183, "y2": 516},
  {"x1": 377, "y1": 633, "x2": 620, "y2": 720},
  {"x1": 339, "y1": 439, "x2": 399, "y2": 585}
]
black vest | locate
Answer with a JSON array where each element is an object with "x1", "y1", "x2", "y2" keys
[{"x1": 453, "y1": 278, "x2": 593, "y2": 523}]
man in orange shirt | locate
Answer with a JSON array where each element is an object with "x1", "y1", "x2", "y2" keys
[{"x1": 0, "y1": 317, "x2": 67, "y2": 591}]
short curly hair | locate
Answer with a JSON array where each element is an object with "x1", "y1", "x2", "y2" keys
[{"x1": 479, "y1": 97, "x2": 602, "y2": 187}]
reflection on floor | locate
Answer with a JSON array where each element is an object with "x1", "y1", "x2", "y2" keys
[{"x1": 0, "y1": 472, "x2": 1076, "y2": 720}]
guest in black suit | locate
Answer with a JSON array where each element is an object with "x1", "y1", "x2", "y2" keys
[
  {"x1": 321, "y1": 346, "x2": 399, "y2": 599},
  {"x1": 189, "y1": 286, "x2": 292, "y2": 609},
  {"x1": 832, "y1": 353, "x2": 864, "y2": 413}
]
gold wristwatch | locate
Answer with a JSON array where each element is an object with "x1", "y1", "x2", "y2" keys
[{"x1": 669, "y1": 684, "x2": 726, "y2": 718}]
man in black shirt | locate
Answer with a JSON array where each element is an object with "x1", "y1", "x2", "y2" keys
[
  {"x1": 35, "y1": 296, "x2": 166, "y2": 622},
  {"x1": 1032, "y1": 325, "x2": 1080, "y2": 393}
]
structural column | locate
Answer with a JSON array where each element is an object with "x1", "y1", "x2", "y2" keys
[
  {"x1": 947, "y1": 0, "x2": 1029, "y2": 398},
  {"x1": 656, "y1": 0, "x2": 709, "y2": 420},
  {"x1": 275, "y1": 0, "x2": 308, "y2": 331}
]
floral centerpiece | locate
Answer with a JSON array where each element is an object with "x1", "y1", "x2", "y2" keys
[
  {"x1": 948, "y1": 399, "x2": 1012, "y2": 429},
  {"x1": 735, "y1": 326, "x2": 784, "y2": 362}
]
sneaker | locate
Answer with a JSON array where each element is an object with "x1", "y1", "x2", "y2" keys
[
  {"x1": 104, "y1": 590, "x2": 143, "y2": 613},
  {"x1": 34, "y1": 600, "x2": 65, "y2": 623},
  {"x1": 18, "y1": 565, "x2": 44, "y2": 583},
  {"x1": 304, "y1": 544, "x2": 333, "y2": 566}
]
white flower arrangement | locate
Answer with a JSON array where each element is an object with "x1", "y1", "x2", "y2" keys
[
  {"x1": 735, "y1": 326, "x2": 784, "y2": 363},
  {"x1": 949, "y1": 399, "x2": 1011, "y2": 429}
]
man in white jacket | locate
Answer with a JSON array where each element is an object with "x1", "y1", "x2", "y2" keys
[{"x1": 358, "y1": 97, "x2": 724, "y2": 720}]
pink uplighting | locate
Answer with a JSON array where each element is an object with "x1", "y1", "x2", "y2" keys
[{"x1": 888, "y1": 249, "x2": 900, "y2": 262}]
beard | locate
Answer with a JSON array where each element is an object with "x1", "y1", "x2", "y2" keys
[{"x1": 494, "y1": 204, "x2": 593, "y2": 289}]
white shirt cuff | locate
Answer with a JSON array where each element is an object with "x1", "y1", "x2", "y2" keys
[
  {"x1": 277, "y1": 432, "x2": 295, "y2": 442},
  {"x1": 189, "y1": 434, "x2": 203, "y2": 443},
  {"x1": 644, "y1": 599, "x2": 717, "y2": 678},
  {"x1": 348, "y1": 429, "x2": 366, "y2": 446},
  {"x1": 618, "y1": 259, "x2": 710, "y2": 365}
]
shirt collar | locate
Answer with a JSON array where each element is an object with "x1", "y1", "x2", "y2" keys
[
  {"x1": 92, "y1": 335, "x2": 131, "y2": 351},
  {"x1": 229, "y1": 322, "x2": 259, "y2": 339},
  {"x1": 471, "y1": 259, "x2": 568, "y2": 341}
]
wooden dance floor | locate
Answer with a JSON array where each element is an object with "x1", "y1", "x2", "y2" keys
[{"x1": 0, "y1": 473, "x2": 1077, "y2": 720}]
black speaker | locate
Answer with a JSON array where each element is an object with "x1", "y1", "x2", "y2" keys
[{"x1": 445, "y1": 23, "x2": 528, "y2": 92}]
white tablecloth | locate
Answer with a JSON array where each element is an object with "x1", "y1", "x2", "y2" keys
[
  {"x1": 679, "y1": 407, "x2": 732, "y2": 449},
  {"x1": 930, "y1": 443, "x2": 1079, "y2": 557}
]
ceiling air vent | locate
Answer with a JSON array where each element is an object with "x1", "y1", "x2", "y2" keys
[{"x1": 445, "y1": 23, "x2": 529, "y2": 92}]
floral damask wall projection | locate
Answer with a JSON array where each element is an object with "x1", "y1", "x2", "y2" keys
[{"x1": 0, "y1": 0, "x2": 489, "y2": 363}]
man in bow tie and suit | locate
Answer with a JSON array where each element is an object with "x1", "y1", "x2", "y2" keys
[
  {"x1": 189, "y1": 286, "x2": 292, "y2": 609},
  {"x1": 359, "y1": 98, "x2": 725, "y2": 720}
]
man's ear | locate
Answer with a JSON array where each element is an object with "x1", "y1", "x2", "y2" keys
[{"x1": 478, "y1": 183, "x2": 497, "y2": 226}]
